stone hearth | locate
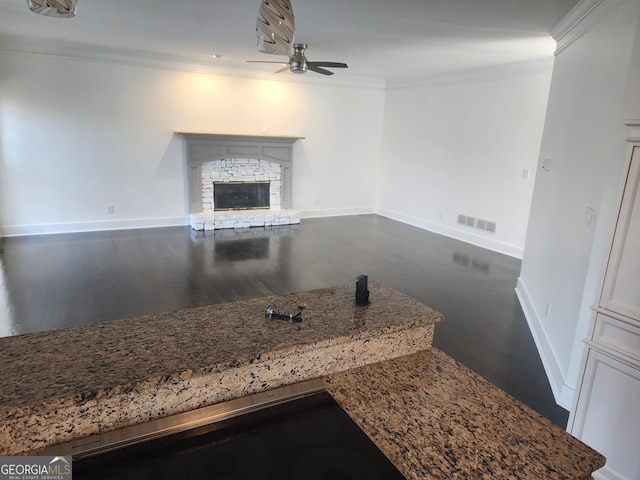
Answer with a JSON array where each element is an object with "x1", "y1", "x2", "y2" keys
[
  {"x1": 189, "y1": 209, "x2": 300, "y2": 230},
  {"x1": 179, "y1": 133, "x2": 303, "y2": 230}
]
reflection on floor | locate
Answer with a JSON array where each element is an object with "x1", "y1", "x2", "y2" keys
[{"x1": 0, "y1": 214, "x2": 569, "y2": 427}]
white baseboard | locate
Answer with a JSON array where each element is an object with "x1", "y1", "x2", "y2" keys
[
  {"x1": 515, "y1": 277, "x2": 575, "y2": 410},
  {"x1": 592, "y1": 465, "x2": 625, "y2": 480},
  {"x1": 0, "y1": 216, "x2": 189, "y2": 237},
  {"x1": 375, "y1": 207, "x2": 524, "y2": 258},
  {"x1": 299, "y1": 206, "x2": 376, "y2": 218},
  {"x1": 1, "y1": 210, "x2": 382, "y2": 237}
]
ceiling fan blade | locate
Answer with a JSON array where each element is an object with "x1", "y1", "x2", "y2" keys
[
  {"x1": 247, "y1": 60, "x2": 290, "y2": 64},
  {"x1": 246, "y1": 59, "x2": 290, "y2": 73},
  {"x1": 308, "y1": 62, "x2": 348, "y2": 69},
  {"x1": 307, "y1": 64, "x2": 334, "y2": 76}
]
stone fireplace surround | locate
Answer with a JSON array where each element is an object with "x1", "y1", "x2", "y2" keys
[{"x1": 179, "y1": 133, "x2": 303, "y2": 230}]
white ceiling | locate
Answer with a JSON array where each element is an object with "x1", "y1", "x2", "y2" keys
[{"x1": 0, "y1": 0, "x2": 580, "y2": 83}]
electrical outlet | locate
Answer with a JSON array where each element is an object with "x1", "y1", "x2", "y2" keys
[
  {"x1": 106, "y1": 205, "x2": 115, "y2": 215},
  {"x1": 584, "y1": 207, "x2": 597, "y2": 229}
]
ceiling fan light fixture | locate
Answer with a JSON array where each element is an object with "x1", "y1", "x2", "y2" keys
[
  {"x1": 27, "y1": 0, "x2": 77, "y2": 18},
  {"x1": 256, "y1": 0, "x2": 295, "y2": 55}
]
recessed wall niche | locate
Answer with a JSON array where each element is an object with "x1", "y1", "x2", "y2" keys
[{"x1": 178, "y1": 133, "x2": 303, "y2": 230}]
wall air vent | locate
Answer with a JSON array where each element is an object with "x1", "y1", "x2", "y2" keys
[
  {"x1": 476, "y1": 219, "x2": 497, "y2": 233},
  {"x1": 458, "y1": 214, "x2": 497, "y2": 234},
  {"x1": 457, "y1": 215, "x2": 476, "y2": 227}
]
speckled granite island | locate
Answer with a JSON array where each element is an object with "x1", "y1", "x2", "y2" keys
[
  {"x1": 0, "y1": 282, "x2": 440, "y2": 455},
  {"x1": 0, "y1": 282, "x2": 604, "y2": 479},
  {"x1": 325, "y1": 349, "x2": 606, "y2": 479}
]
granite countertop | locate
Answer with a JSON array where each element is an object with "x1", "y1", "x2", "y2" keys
[
  {"x1": 0, "y1": 282, "x2": 441, "y2": 455},
  {"x1": 325, "y1": 348, "x2": 606, "y2": 480}
]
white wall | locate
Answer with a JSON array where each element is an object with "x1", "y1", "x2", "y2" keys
[
  {"x1": 377, "y1": 63, "x2": 553, "y2": 258},
  {"x1": 517, "y1": 0, "x2": 640, "y2": 409},
  {"x1": 0, "y1": 52, "x2": 385, "y2": 235}
]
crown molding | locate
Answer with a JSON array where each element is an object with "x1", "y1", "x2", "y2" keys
[
  {"x1": 551, "y1": 0, "x2": 630, "y2": 54},
  {"x1": 0, "y1": 35, "x2": 386, "y2": 90},
  {"x1": 385, "y1": 57, "x2": 554, "y2": 90}
]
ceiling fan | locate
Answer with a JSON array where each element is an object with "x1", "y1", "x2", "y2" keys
[
  {"x1": 251, "y1": 0, "x2": 347, "y2": 76},
  {"x1": 248, "y1": 43, "x2": 348, "y2": 76}
]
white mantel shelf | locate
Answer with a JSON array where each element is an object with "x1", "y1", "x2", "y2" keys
[{"x1": 177, "y1": 133, "x2": 305, "y2": 143}]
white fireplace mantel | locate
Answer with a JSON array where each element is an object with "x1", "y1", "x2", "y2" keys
[{"x1": 178, "y1": 133, "x2": 304, "y2": 213}]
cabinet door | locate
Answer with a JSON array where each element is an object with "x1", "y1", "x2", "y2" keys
[
  {"x1": 571, "y1": 349, "x2": 640, "y2": 480},
  {"x1": 601, "y1": 145, "x2": 640, "y2": 320},
  {"x1": 592, "y1": 312, "x2": 640, "y2": 365}
]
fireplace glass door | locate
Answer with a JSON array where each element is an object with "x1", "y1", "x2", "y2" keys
[{"x1": 214, "y1": 182, "x2": 270, "y2": 211}]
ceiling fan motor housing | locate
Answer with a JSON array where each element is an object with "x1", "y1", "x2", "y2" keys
[
  {"x1": 290, "y1": 43, "x2": 308, "y2": 73},
  {"x1": 289, "y1": 43, "x2": 307, "y2": 73}
]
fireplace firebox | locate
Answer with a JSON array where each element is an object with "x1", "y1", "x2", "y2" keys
[{"x1": 214, "y1": 182, "x2": 270, "y2": 211}]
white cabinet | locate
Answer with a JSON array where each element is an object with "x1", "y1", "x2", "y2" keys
[
  {"x1": 569, "y1": 121, "x2": 640, "y2": 480},
  {"x1": 600, "y1": 138, "x2": 640, "y2": 320},
  {"x1": 571, "y1": 314, "x2": 640, "y2": 480}
]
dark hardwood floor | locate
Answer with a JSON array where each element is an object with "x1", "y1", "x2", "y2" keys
[{"x1": 0, "y1": 214, "x2": 569, "y2": 427}]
